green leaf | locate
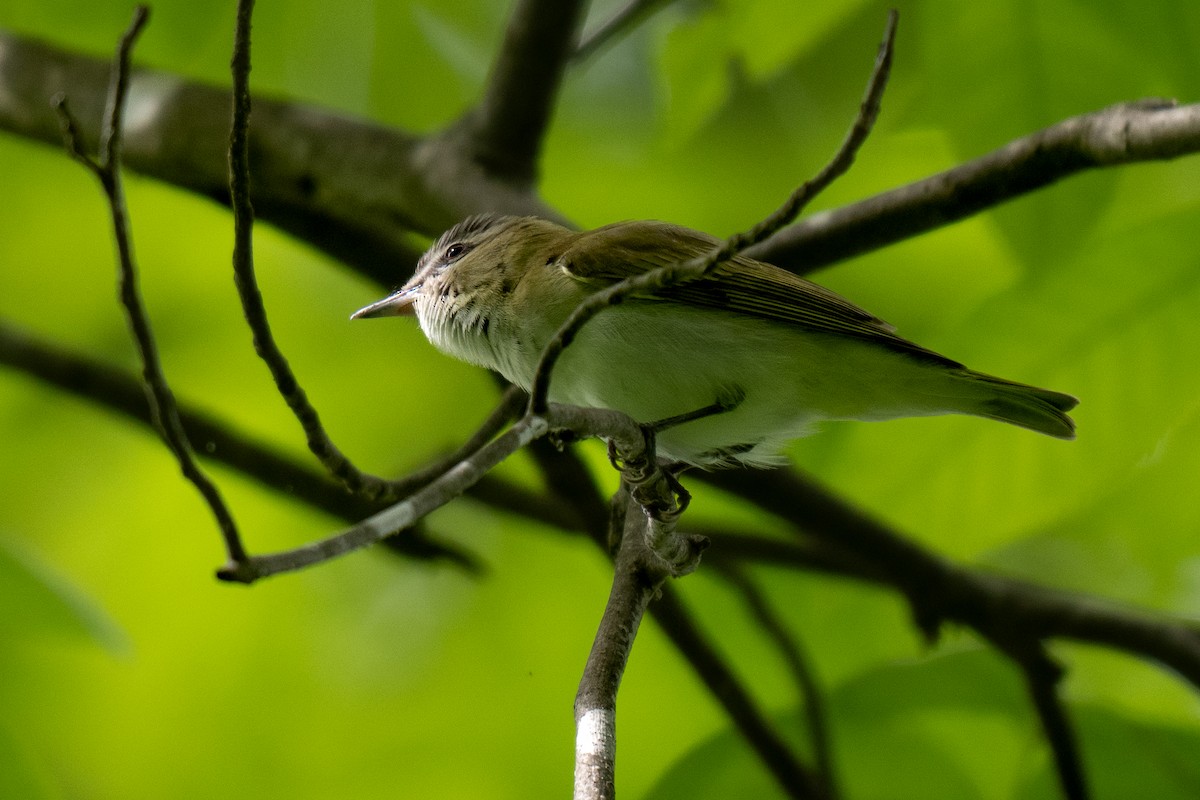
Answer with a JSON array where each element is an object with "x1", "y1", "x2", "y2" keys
[
  {"x1": 0, "y1": 536, "x2": 124, "y2": 651},
  {"x1": 0, "y1": 724, "x2": 60, "y2": 800},
  {"x1": 656, "y1": 0, "x2": 872, "y2": 145}
]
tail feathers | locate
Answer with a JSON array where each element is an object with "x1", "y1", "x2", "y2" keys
[{"x1": 963, "y1": 373, "x2": 1078, "y2": 440}]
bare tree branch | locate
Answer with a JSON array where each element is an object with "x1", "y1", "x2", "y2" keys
[
  {"x1": 51, "y1": 6, "x2": 248, "y2": 566},
  {"x1": 577, "y1": 479, "x2": 827, "y2": 800},
  {"x1": 225, "y1": 0, "x2": 400, "y2": 516},
  {"x1": 212, "y1": 400, "x2": 689, "y2": 583},
  {"x1": 995, "y1": 641, "x2": 1089, "y2": 800},
  {"x1": 715, "y1": 564, "x2": 839, "y2": 799},
  {"x1": 457, "y1": 0, "x2": 588, "y2": 184},
  {"x1": 0, "y1": 30, "x2": 563, "y2": 281},
  {"x1": 8, "y1": 32, "x2": 1200, "y2": 287},
  {"x1": 574, "y1": 487, "x2": 655, "y2": 800},
  {"x1": 701, "y1": 468, "x2": 1200, "y2": 690},
  {"x1": 0, "y1": 318, "x2": 502, "y2": 570},
  {"x1": 749, "y1": 99, "x2": 1200, "y2": 274}
]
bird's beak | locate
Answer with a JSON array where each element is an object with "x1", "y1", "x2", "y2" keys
[{"x1": 350, "y1": 289, "x2": 418, "y2": 319}]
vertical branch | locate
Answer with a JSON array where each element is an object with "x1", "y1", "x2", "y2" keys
[
  {"x1": 1003, "y1": 642, "x2": 1090, "y2": 800},
  {"x1": 227, "y1": 0, "x2": 391, "y2": 501},
  {"x1": 574, "y1": 487, "x2": 651, "y2": 800},
  {"x1": 465, "y1": 0, "x2": 588, "y2": 182},
  {"x1": 52, "y1": 6, "x2": 246, "y2": 564}
]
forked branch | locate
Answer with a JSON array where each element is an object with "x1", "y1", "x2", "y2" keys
[{"x1": 51, "y1": 5, "x2": 246, "y2": 565}]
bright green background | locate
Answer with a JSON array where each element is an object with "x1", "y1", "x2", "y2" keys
[{"x1": 3, "y1": 1, "x2": 1200, "y2": 798}]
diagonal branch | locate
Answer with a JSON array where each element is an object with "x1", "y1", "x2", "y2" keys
[
  {"x1": 748, "y1": 99, "x2": 1200, "y2": 274},
  {"x1": 715, "y1": 563, "x2": 839, "y2": 799},
  {"x1": 458, "y1": 0, "x2": 589, "y2": 184},
  {"x1": 700, "y1": 468, "x2": 1200, "y2": 690},
  {"x1": 7, "y1": 33, "x2": 1200, "y2": 286},
  {"x1": 0, "y1": 30, "x2": 560, "y2": 280},
  {"x1": 573, "y1": 0, "x2": 678, "y2": 63},
  {"x1": 527, "y1": 9, "x2": 898, "y2": 414},
  {"x1": 0, "y1": 319, "x2": 502, "y2": 570}
]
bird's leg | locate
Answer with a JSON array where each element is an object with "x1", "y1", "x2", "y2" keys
[
  {"x1": 643, "y1": 384, "x2": 746, "y2": 434},
  {"x1": 606, "y1": 385, "x2": 745, "y2": 476},
  {"x1": 603, "y1": 388, "x2": 741, "y2": 570}
]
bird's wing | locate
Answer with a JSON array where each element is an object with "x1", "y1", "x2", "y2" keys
[{"x1": 559, "y1": 220, "x2": 960, "y2": 367}]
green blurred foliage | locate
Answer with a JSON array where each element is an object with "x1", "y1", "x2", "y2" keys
[{"x1": 2, "y1": 0, "x2": 1199, "y2": 798}]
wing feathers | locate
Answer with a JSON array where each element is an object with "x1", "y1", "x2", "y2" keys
[{"x1": 560, "y1": 221, "x2": 959, "y2": 367}]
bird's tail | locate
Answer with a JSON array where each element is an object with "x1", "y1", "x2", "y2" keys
[{"x1": 958, "y1": 371, "x2": 1078, "y2": 439}]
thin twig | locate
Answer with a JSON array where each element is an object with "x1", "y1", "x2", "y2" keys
[
  {"x1": 716, "y1": 564, "x2": 839, "y2": 799},
  {"x1": 651, "y1": 586, "x2": 824, "y2": 798},
  {"x1": 215, "y1": 413, "x2": 548, "y2": 582},
  {"x1": 0, "y1": 319, "x2": 530, "y2": 571},
  {"x1": 527, "y1": 9, "x2": 899, "y2": 414},
  {"x1": 377, "y1": 384, "x2": 526, "y2": 501},
  {"x1": 227, "y1": 0, "x2": 396, "y2": 506},
  {"x1": 212, "y1": 402, "x2": 669, "y2": 582},
  {"x1": 573, "y1": 0, "x2": 677, "y2": 63},
  {"x1": 747, "y1": 98, "x2": 1200, "y2": 275},
  {"x1": 51, "y1": 6, "x2": 247, "y2": 565}
]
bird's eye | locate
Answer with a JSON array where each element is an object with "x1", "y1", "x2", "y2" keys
[{"x1": 445, "y1": 243, "x2": 466, "y2": 260}]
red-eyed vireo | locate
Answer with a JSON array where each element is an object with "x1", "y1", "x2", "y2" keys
[{"x1": 352, "y1": 214, "x2": 1077, "y2": 468}]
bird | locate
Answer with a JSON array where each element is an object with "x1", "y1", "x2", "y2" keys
[{"x1": 352, "y1": 214, "x2": 1077, "y2": 468}]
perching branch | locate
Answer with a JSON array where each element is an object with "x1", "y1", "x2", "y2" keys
[
  {"x1": 211, "y1": 401, "x2": 685, "y2": 583},
  {"x1": 526, "y1": 9, "x2": 898, "y2": 415},
  {"x1": 511, "y1": 429, "x2": 836, "y2": 800},
  {"x1": 575, "y1": 488, "x2": 827, "y2": 800},
  {"x1": 748, "y1": 99, "x2": 1200, "y2": 274},
  {"x1": 574, "y1": 487, "x2": 657, "y2": 800},
  {"x1": 50, "y1": 6, "x2": 246, "y2": 566}
]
